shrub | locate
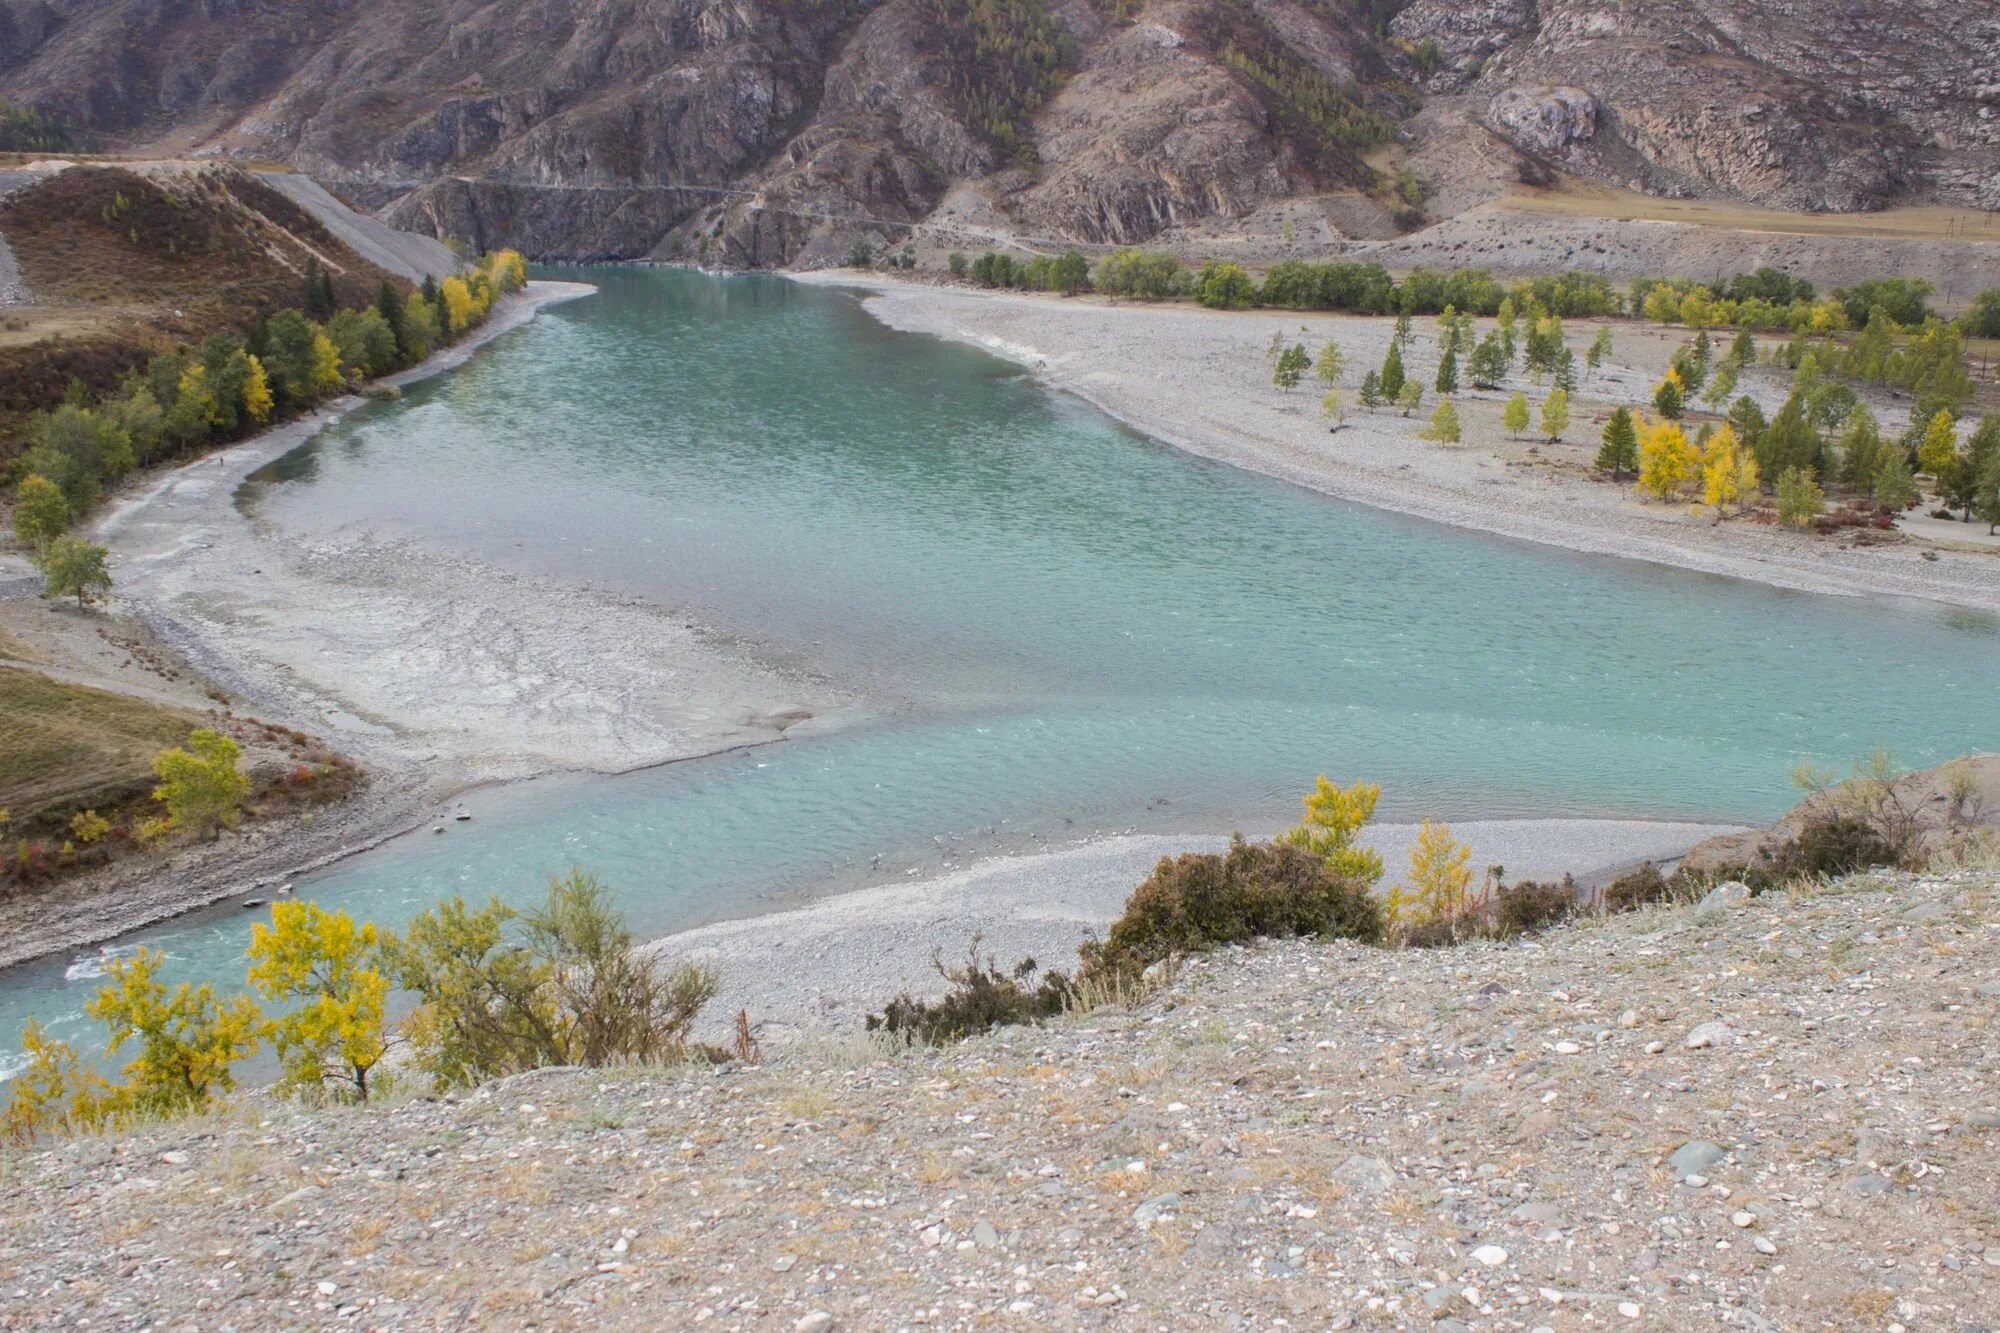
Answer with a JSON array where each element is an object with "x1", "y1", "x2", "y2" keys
[
  {"x1": 1492, "y1": 876, "x2": 1578, "y2": 937},
  {"x1": 394, "y1": 869, "x2": 718, "y2": 1087},
  {"x1": 1761, "y1": 816, "x2": 1896, "y2": 882},
  {"x1": 1599, "y1": 862, "x2": 1669, "y2": 912},
  {"x1": 150, "y1": 728, "x2": 249, "y2": 838},
  {"x1": 867, "y1": 938, "x2": 1074, "y2": 1045},
  {"x1": 1085, "y1": 835, "x2": 1382, "y2": 980}
]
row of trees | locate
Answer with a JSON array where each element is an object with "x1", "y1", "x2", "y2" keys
[
  {"x1": 8, "y1": 252, "x2": 529, "y2": 582},
  {"x1": 5, "y1": 868, "x2": 722, "y2": 1141},
  {"x1": 950, "y1": 248, "x2": 1092, "y2": 294}
]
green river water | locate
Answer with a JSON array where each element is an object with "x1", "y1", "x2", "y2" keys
[{"x1": 3, "y1": 267, "x2": 1995, "y2": 1063}]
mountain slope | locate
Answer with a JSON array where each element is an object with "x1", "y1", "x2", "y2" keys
[{"x1": 1, "y1": 0, "x2": 1993, "y2": 264}]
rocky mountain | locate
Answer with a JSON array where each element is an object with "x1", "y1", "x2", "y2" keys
[{"x1": 1, "y1": 0, "x2": 1994, "y2": 265}]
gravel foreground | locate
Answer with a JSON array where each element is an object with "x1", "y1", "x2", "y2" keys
[{"x1": 4, "y1": 868, "x2": 1995, "y2": 1330}]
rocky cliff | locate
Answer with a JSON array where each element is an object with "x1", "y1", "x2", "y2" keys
[{"x1": 1, "y1": 0, "x2": 1993, "y2": 264}]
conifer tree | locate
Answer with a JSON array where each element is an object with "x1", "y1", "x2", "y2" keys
[
  {"x1": 1380, "y1": 341, "x2": 1406, "y2": 399},
  {"x1": 1467, "y1": 334, "x2": 1508, "y2": 389},
  {"x1": 1435, "y1": 345, "x2": 1458, "y2": 394},
  {"x1": 1502, "y1": 391, "x2": 1529, "y2": 439},
  {"x1": 1316, "y1": 340, "x2": 1344, "y2": 385},
  {"x1": 1421, "y1": 396, "x2": 1461, "y2": 444},
  {"x1": 1358, "y1": 370, "x2": 1383, "y2": 410},
  {"x1": 1873, "y1": 452, "x2": 1917, "y2": 513},
  {"x1": 1917, "y1": 409, "x2": 1959, "y2": 477},
  {"x1": 1597, "y1": 406, "x2": 1638, "y2": 479}
]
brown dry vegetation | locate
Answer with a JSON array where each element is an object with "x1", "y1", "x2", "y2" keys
[{"x1": 0, "y1": 165, "x2": 405, "y2": 459}]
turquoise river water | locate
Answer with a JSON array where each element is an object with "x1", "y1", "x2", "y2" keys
[{"x1": 3, "y1": 267, "x2": 1996, "y2": 1061}]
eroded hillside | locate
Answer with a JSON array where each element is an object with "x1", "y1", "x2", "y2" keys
[{"x1": 0, "y1": 0, "x2": 1993, "y2": 264}]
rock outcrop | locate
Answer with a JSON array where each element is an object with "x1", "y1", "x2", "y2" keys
[{"x1": 1, "y1": 0, "x2": 1993, "y2": 262}]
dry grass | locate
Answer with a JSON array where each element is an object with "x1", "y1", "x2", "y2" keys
[
  {"x1": 1504, "y1": 180, "x2": 2000, "y2": 247},
  {"x1": 0, "y1": 665, "x2": 201, "y2": 819}
]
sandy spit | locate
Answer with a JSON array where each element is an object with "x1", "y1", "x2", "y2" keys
[
  {"x1": 0, "y1": 282, "x2": 844, "y2": 969},
  {"x1": 800, "y1": 273, "x2": 2000, "y2": 614},
  {"x1": 656, "y1": 818, "x2": 1743, "y2": 1038}
]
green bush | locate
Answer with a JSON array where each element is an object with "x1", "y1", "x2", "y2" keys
[
  {"x1": 1084, "y1": 835, "x2": 1382, "y2": 979},
  {"x1": 867, "y1": 939, "x2": 1073, "y2": 1045},
  {"x1": 1599, "y1": 862, "x2": 1670, "y2": 913},
  {"x1": 1492, "y1": 877, "x2": 1578, "y2": 937}
]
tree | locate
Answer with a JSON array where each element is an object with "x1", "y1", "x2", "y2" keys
[
  {"x1": 1652, "y1": 369, "x2": 1685, "y2": 420},
  {"x1": 302, "y1": 258, "x2": 334, "y2": 319},
  {"x1": 375, "y1": 280, "x2": 409, "y2": 360},
  {"x1": 1467, "y1": 333, "x2": 1508, "y2": 388},
  {"x1": 1502, "y1": 391, "x2": 1529, "y2": 438},
  {"x1": 1916, "y1": 409, "x2": 1959, "y2": 477},
  {"x1": 1974, "y1": 449, "x2": 2000, "y2": 534},
  {"x1": 1273, "y1": 343, "x2": 1310, "y2": 389},
  {"x1": 1050, "y1": 250, "x2": 1090, "y2": 295},
  {"x1": 1638, "y1": 417, "x2": 1695, "y2": 500},
  {"x1": 1585, "y1": 325, "x2": 1613, "y2": 376},
  {"x1": 1388, "y1": 819, "x2": 1472, "y2": 928},
  {"x1": 262, "y1": 309, "x2": 321, "y2": 404},
  {"x1": 1194, "y1": 261, "x2": 1256, "y2": 309},
  {"x1": 242, "y1": 354, "x2": 273, "y2": 424},
  {"x1": 1395, "y1": 381, "x2": 1423, "y2": 416},
  {"x1": 1380, "y1": 340, "x2": 1407, "y2": 399},
  {"x1": 2, "y1": 1020, "x2": 119, "y2": 1143},
  {"x1": 1316, "y1": 340, "x2": 1344, "y2": 385},
  {"x1": 1553, "y1": 347, "x2": 1578, "y2": 394},
  {"x1": 1701, "y1": 358, "x2": 1738, "y2": 410},
  {"x1": 1434, "y1": 344, "x2": 1458, "y2": 394},
  {"x1": 1775, "y1": 465, "x2": 1824, "y2": 528},
  {"x1": 1278, "y1": 776, "x2": 1383, "y2": 886},
  {"x1": 39, "y1": 535, "x2": 111, "y2": 606},
  {"x1": 151, "y1": 728, "x2": 249, "y2": 837},
  {"x1": 11, "y1": 474, "x2": 69, "y2": 553},
  {"x1": 1421, "y1": 396, "x2": 1461, "y2": 444},
  {"x1": 1358, "y1": 370, "x2": 1383, "y2": 409},
  {"x1": 85, "y1": 948, "x2": 260, "y2": 1117},
  {"x1": 19, "y1": 405, "x2": 133, "y2": 510},
  {"x1": 947, "y1": 252, "x2": 968, "y2": 277},
  {"x1": 1597, "y1": 407, "x2": 1638, "y2": 479},
  {"x1": 1539, "y1": 387, "x2": 1569, "y2": 442},
  {"x1": 1838, "y1": 403, "x2": 1884, "y2": 490},
  {"x1": 326, "y1": 307, "x2": 398, "y2": 379},
  {"x1": 309, "y1": 329, "x2": 345, "y2": 396},
  {"x1": 1728, "y1": 327, "x2": 1756, "y2": 366},
  {"x1": 1523, "y1": 317, "x2": 1564, "y2": 381},
  {"x1": 1320, "y1": 390, "x2": 1345, "y2": 428},
  {"x1": 247, "y1": 901, "x2": 394, "y2": 1102},
  {"x1": 847, "y1": 239, "x2": 873, "y2": 268},
  {"x1": 1700, "y1": 425, "x2": 1744, "y2": 519},
  {"x1": 440, "y1": 275, "x2": 476, "y2": 335},
  {"x1": 1873, "y1": 452, "x2": 1918, "y2": 513}
]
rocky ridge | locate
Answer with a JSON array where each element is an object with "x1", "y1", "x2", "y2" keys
[
  {"x1": 0, "y1": 0, "x2": 1993, "y2": 265},
  {"x1": 2, "y1": 867, "x2": 1995, "y2": 1328}
]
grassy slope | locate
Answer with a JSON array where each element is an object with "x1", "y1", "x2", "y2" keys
[
  {"x1": 0, "y1": 165, "x2": 404, "y2": 461},
  {"x1": 0, "y1": 664, "x2": 200, "y2": 820}
]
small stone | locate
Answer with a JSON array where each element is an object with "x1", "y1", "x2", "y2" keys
[
  {"x1": 158, "y1": 1151, "x2": 188, "y2": 1167},
  {"x1": 1334, "y1": 1155, "x2": 1396, "y2": 1195},
  {"x1": 1975, "y1": 980, "x2": 2000, "y2": 999},
  {"x1": 1669, "y1": 1140, "x2": 1727, "y2": 1179},
  {"x1": 1645, "y1": 1040, "x2": 1666, "y2": 1054},
  {"x1": 1731, "y1": 1211, "x2": 1756, "y2": 1228},
  {"x1": 795, "y1": 1314, "x2": 834, "y2": 1333},
  {"x1": 1684, "y1": 1022, "x2": 1733, "y2": 1049},
  {"x1": 1618, "y1": 1009, "x2": 1640, "y2": 1028},
  {"x1": 1697, "y1": 882, "x2": 1751, "y2": 913},
  {"x1": 773, "y1": 1255, "x2": 797, "y2": 1272},
  {"x1": 1618, "y1": 1301, "x2": 1642, "y2": 1319},
  {"x1": 1471, "y1": 1244, "x2": 1508, "y2": 1267},
  {"x1": 316, "y1": 1281, "x2": 337, "y2": 1297},
  {"x1": 1846, "y1": 1174, "x2": 1893, "y2": 1197},
  {"x1": 1511, "y1": 1201, "x2": 1562, "y2": 1226},
  {"x1": 1133, "y1": 1192, "x2": 1182, "y2": 1227},
  {"x1": 972, "y1": 1218, "x2": 1000, "y2": 1247},
  {"x1": 1753, "y1": 1235, "x2": 1778, "y2": 1255},
  {"x1": 1553, "y1": 1041, "x2": 1582, "y2": 1055}
]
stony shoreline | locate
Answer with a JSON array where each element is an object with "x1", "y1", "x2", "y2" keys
[
  {"x1": 801, "y1": 273, "x2": 2000, "y2": 614},
  {"x1": 5, "y1": 866, "x2": 1992, "y2": 1329},
  {"x1": 0, "y1": 282, "x2": 847, "y2": 968}
]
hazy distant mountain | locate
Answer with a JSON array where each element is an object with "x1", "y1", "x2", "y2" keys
[{"x1": 3, "y1": 0, "x2": 1994, "y2": 263}]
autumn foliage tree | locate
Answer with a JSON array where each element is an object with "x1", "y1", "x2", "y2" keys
[
  {"x1": 1387, "y1": 819, "x2": 1473, "y2": 930},
  {"x1": 1278, "y1": 775, "x2": 1384, "y2": 886},
  {"x1": 151, "y1": 728, "x2": 250, "y2": 838},
  {"x1": 247, "y1": 901, "x2": 395, "y2": 1102},
  {"x1": 1638, "y1": 415, "x2": 1695, "y2": 500}
]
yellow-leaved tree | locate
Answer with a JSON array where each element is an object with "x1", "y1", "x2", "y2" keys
[
  {"x1": 308, "y1": 329, "x2": 346, "y2": 396},
  {"x1": 440, "y1": 275, "x2": 475, "y2": 335},
  {"x1": 1638, "y1": 415, "x2": 1695, "y2": 500},
  {"x1": 1279, "y1": 775, "x2": 1384, "y2": 886},
  {"x1": 243, "y1": 354, "x2": 274, "y2": 424},
  {"x1": 247, "y1": 901, "x2": 394, "y2": 1102},
  {"x1": 1387, "y1": 818, "x2": 1473, "y2": 928},
  {"x1": 1699, "y1": 424, "x2": 1743, "y2": 519},
  {"x1": 2, "y1": 1020, "x2": 117, "y2": 1145},
  {"x1": 85, "y1": 948, "x2": 261, "y2": 1117},
  {"x1": 151, "y1": 728, "x2": 250, "y2": 838}
]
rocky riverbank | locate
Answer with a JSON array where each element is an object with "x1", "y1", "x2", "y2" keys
[
  {"x1": 3, "y1": 865, "x2": 1994, "y2": 1329},
  {"x1": 810, "y1": 275, "x2": 2000, "y2": 614}
]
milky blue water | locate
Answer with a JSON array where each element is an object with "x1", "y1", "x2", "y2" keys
[{"x1": 5, "y1": 267, "x2": 1995, "y2": 1061}]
